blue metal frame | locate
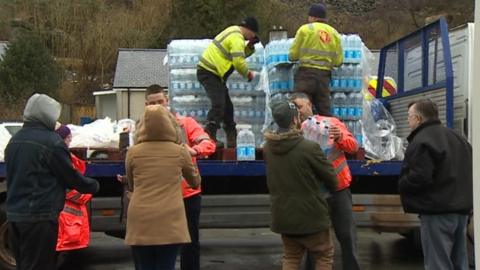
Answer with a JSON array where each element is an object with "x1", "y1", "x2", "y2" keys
[
  {"x1": 375, "y1": 17, "x2": 454, "y2": 128},
  {"x1": 397, "y1": 41, "x2": 405, "y2": 93},
  {"x1": 0, "y1": 160, "x2": 402, "y2": 179},
  {"x1": 421, "y1": 29, "x2": 429, "y2": 88}
]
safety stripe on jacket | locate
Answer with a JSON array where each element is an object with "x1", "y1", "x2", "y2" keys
[
  {"x1": 63, "y1": 206, "x2": 83, "y2": 216},
  {"x1": 300, "y1": 48, "x2": 338, "y2": 58},
  {"x1": 333, "y1": 160, "x2": 348, "y2": 175},
  {"x1": 300, "y1": 59, "x2": 332, "y2": 68},
  {"x1": 199, "y1": 57, "x2": 218, "y2": 72}
]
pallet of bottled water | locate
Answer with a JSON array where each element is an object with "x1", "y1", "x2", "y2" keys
[
  {"x1": 167, "y1": 39, "x2": 267, "y2": 147},
  {"x1": 329, "y1": 34, "x2": 368, "y2": 146},
  {"x1": 265, "y1": 38, "x2": 294, "y2": 70}
]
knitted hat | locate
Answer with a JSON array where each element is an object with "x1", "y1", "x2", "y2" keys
[
  {"x1": 56, "y1": 125, "x2": 71, "y2": 139},
  {"x1": 240, "y1": 17, "x2": 259, "y2": 33},
  {"x1": 308, "y1": 3, "x2": 327, "y2": 19},
  {"x1": 271, "y1": 100, "x2": 298, "y2": 129}
]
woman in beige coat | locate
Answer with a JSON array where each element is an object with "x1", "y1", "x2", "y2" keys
[{"x1": 125, "y1": 105, "x2": 201, "y2": 270}]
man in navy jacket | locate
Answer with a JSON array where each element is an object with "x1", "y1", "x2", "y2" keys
[
  {"x1": 399, "y1": 99, "x2": 472, "y2": 270},
  {"x1": 5, "y1": 93, "x2": 99, "y2": 270}
]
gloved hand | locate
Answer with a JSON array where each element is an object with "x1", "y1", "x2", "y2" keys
[
  {"x1": 247, "y1": 71, "x2": 255, "y2": 82},
  {"x1": 247, "y1": 36, "x2": 260, "y2": 48}
]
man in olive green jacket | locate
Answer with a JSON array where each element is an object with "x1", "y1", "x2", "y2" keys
[{"x1": 264, "y1": 100, "x2": 338, "y2": 270}]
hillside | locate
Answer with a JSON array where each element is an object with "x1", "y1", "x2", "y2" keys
[{"x1": 0, "y1": 0, "x2": 474, "y2": 118}]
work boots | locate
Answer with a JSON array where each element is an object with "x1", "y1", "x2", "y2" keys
[
  {"x1": 224, "y1": 125, "x2": 237, "y2": 148},
  {"x1": 205, "y1": 122, "x2": 224, "y2": 149}
]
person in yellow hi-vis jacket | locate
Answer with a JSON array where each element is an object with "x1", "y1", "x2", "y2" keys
[
  {"x1": 289, "y1": 3, "x2": 343, "y2": 116},
  {"x1": 197, "y1": 17, "x2": 259, "y2": 148}
]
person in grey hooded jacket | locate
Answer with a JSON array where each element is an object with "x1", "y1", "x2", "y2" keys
[{"x1": 4, "y1": 93, "x2": 99, "y2": 270}]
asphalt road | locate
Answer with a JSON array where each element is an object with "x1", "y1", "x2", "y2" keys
[{"x1": 58, "y1": 228, "x2": 424, "y2": 270}]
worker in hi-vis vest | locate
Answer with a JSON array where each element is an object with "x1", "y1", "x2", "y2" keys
[
  {"x1": 289, "y1": 3, "x2": 343, "y2": 116},
  {"x1": 197, "y1": 17, "x2": 260, "y2": 148}
]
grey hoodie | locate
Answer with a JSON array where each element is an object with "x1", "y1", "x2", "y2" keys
[{"x1": 23, "y1": 93, "x2": 61, "y2": 130}]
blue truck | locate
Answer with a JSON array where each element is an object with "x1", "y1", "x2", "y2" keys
[{"x1": 0, "y1": 18, "x2": 472, "y2": 268}]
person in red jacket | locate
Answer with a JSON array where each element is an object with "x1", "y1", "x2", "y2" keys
[
  {"x1": 55, "y1": 124, "x2": 93, "y2": 252},
  {"x1": 144, "y1": 84, "x2": 216, "y2": 270},
  {"x1": 291, "y1": 93, "x2": 361, "y2": 270}
]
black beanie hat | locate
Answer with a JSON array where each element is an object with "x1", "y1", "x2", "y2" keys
[
  {"x1": 271, "y1": 100, "x2": 298, "y2": 129},
  {"x1": 308, "y1": 3, "x2": 327, "y2": 19},
  {"x1": 240, "y1": 17, "x2": 259, "y2": 33}
]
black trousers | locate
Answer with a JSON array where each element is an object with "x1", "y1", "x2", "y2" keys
[
  {"x1": 131, "y1": 244, "x2": 181, "y2": 270},
  {"x1": 197, "y1": 68, "x2": 235, "y2": 130},
  {"x1": 9, "y1": 220, "x2": 58, "y2": 270},
  {"x1": 294, "y1": 67, "x2": 332, "y2": 116},
  {"x1": 180, "y1": 194, "x2": 202, "y2": 270},
  {"x1": 305, "y1": 188, "x2": 361, "y2": 270}
]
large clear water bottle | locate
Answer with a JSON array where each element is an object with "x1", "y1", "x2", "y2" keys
[{"x1": 237, "y1": 126, "x2": 256, "y2": 161}]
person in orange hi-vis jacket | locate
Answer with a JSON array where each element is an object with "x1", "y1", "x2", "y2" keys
[
  {"x1": 291, "y1": 93, "x2": 361, "y2": 270},
  {"x1": 55, "y1": 124, "x2": 93, "y2": 252},
  {"x1": 144, "y1": 84, "x2": 216, "y2": 270}
]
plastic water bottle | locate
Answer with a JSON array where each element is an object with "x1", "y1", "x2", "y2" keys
[
  {"x1": 337, "y1": 92, "x2": 347, "y2": 120},
  {"x1": 237, "y1": 126, "x2": 256, "y2": 161},
  {"x1": 269, "y1": 68, "x2": 278, "y2": 94},
  {"x1": 271, "y1": 41, "x2": 279, "y2": 64},
  {"x1": 341, "y1": 34, "x2": 349, "y2": 63},
  {"x1": 331, "y1": 93, "x2": 340, "y2": 118},
  {"x1": 354, "y1": 120, "x2": 363, "y2": 147},
  {"x1": 347, "y1": 92, "x2": 356, "y2": 120},
  {"x1": 343, "y1": 35, "x2": 353, "y2": 63},
  {"x1": 331, "y1": 68, "x2": 340, "y2": 91},
  {"x1": 345, "y1": 121, "x2": 354, "y2": 133},
  {"x1": 339, "y1": 65, "x2": 348, "y2": 91},
  {"x1": 353, "y1": 65, "x2": 363, "y2": 91},
  {"x1": 352, "y1": 35, "x2": 362, "y2": 63},
  {"x1": 280, "y1": 68, "x2": 288, "y2": 90},
  {"x1": 303, "y1": 117, "x2": 318, "y2": 142},
  {"x1": 319, "y1": 119, "x2": 332, "y2": 154},
  {"x1": 345, "y1": 64, "x2": 354, "y2": 91},
  {"x1": 355, "y1": 92, "x2": 363, "y2": 120}
]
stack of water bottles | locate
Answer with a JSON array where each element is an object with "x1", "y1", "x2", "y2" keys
[
  {"x1": 227, "y1": 45, "x2": 264, "y2": 95},
  {"x1": 167, "y1": 39, "x2": 266, "y2": 147},
  {"x1": 265, "y1": 39, "x2": 293, "y2": 69},
  {"x1": 303, "y1": 117, "x2": 333, "y2": 154},
  {"x1": 167, "y1": 40, "x2": 210, "y2": 123},
  {"x1": 236, "y1": 125, "x2": 256, "y2": 161},
  {"x1": 225, "y1": 44, "x2": 266, "y2": 147},
  {"x1": 302, "y1": 117, "x2": 331, "y2": 195},
  {"x1": 265, "y1": 38, "x2": 295, "y2": 99},
  {"x1": 330, "y1": 34, "x2": 366, "y2": 146}
]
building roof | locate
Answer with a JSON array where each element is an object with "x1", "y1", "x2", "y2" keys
[
  {"x1": 0, "y1": 42, "x2": 8, "y2": 60},
  {"x1": 113, "y1": 49, "x2": 169, "y2": 88}
]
